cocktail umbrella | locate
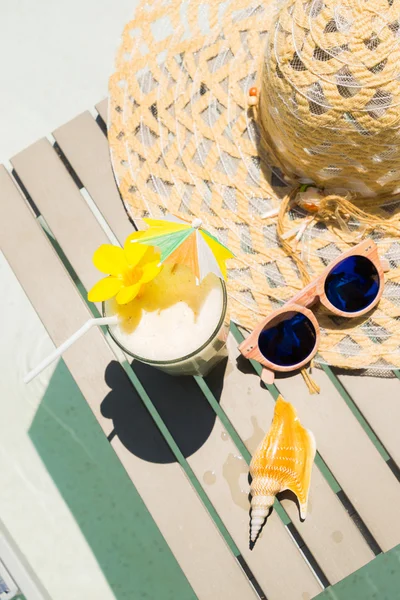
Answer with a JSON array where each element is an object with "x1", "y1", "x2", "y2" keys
[{"x1": 128, "y1": 215, "x2": 234, "y2": 282}]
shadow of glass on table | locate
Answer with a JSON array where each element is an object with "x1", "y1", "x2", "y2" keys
[
  {"x1": 101, "y1": 360, "x2": 218, "y2": 463},
  {"x1": 29, "y1": 359, "x2": 196, "y2": 600}
]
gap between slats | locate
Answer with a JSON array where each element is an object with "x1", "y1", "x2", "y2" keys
[{"x1": 327, "y1": 366, "x2": 400, "y2": 481}]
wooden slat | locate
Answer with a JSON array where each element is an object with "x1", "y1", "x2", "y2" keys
[
  {"x1": 133, "y1": 363, "x2": 322, "y2": 600},
  {"x1": 96, "y1": 99, "x2": 108, "y2": 124},
  {"x1": 11, "y1": 139, "x2": 106, "y2": 294},
  {"x1": 10, "y1": 129, "x2": 321, "y2": 598},
  {"x1": 207, "y1": 335, "x2": 374, "y2": 584},
  {"x1": 0, "y1": 165, "x2": 258, "y2": 600},
  {"x1": 334, "y1": 371, "x2": 400, "y2": 469},
  {"x1": 274, "y1": 365, "x2": 400, "y2": 551},
  {"x1": 53, "y1": 112, "x2": 133, "y2": 244}
]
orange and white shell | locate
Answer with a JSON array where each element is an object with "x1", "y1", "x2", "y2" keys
[{"x1": 249, "y1": 396, "x2": 316, "y2": 543}]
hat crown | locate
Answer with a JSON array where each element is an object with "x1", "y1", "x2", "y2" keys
[{"x1": 261, "y1": 0, "x2": 400, "y2": 197}]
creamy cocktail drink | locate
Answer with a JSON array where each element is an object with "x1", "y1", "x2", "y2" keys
[{"x1": 104, "y1": 264, "x2": 228, "y2": 375}]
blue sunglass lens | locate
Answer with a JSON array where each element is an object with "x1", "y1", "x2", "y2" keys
[
  {"x1": 258, "y1": 312, "x2": 317, "y2": 367},
  {"x1": 324, "y1": 255, "x2": 379, "y2": 313}
]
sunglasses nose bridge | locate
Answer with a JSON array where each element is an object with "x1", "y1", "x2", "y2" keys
[
  {"x1": 304, "y1": 293, "x2": 321, "y2": 309},
  {"x1": 287, "y1": 280, "x2": 320, "y2": 309}
]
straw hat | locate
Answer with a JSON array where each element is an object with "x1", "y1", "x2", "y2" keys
[{"x1": 108, "y1": 0, "x2": 400, "y2": 373}]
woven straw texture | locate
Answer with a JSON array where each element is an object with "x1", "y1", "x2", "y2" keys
[{"x1": 108, "y1": 0, "x2": 400, "y2": 372}]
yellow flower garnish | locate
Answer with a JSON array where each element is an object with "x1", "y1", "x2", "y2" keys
[{"x1": 88, "y1": 238, "x2": 162, "y2": 305}]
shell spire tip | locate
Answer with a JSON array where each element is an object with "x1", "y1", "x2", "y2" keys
[{"x1": 249, "y1": 497, "x2": 274, "y2": 545}]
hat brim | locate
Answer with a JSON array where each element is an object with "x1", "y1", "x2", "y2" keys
[{"x1": 108, "y1": 0, "x2": 400, "y2": 372}]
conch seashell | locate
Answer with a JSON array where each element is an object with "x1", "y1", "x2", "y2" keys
[{"x1": 249, "y1": 396, "x2": 316, "y2": 543}]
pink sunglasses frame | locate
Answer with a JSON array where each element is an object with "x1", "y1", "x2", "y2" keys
[{"x1": 239, "y1": 239, "x2": 388, "y2": 385}]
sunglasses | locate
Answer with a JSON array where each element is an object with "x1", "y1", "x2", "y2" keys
[{"x1": 239, "y1": 239, "x2": 388, "y2": 384}]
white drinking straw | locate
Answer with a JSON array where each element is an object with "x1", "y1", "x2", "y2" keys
[{"x1": 24, "y1": 315, "x2": 119, "y2": 384}]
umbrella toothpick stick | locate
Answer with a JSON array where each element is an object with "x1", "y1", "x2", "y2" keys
[{"x1": 24, "y1": 315, "x2": 119, "y2": 384}]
